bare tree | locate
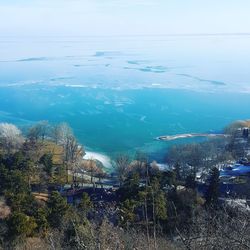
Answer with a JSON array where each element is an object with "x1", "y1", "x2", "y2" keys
[
  {"x1": 51, "y1": 122, "x2": 71, "y2": 146},
  {"x1": 51, "y1": 123, "x2": 84, "y2": 183},
  {"x1": 27, "y1": 120, "x2": 49, "y2": 142},
  {"x1": 87, "y1": 159, "x2": 98, "y2": 186},
  {"x1": 50, "y1": 124, "x2": 62, "y2": 145},
  {"x1": 175, "y1": 205, "x2": 250, "y2": 250},
  {"x1": 0, "y1": 123, "x2": 23, "y2": 153},
  {"x1": 127, "y1": 151, "x2": 148, "y2": 178},
  {"x1": 114, "y1": 153, "x2": 130, "y2": 186}
]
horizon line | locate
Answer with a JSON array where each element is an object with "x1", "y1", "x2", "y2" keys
[{"x1": 0, "y1": 32, "x2": 250, "y2": 38}]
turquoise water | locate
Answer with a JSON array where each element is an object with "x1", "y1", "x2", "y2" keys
[{"x1": 1, "y1": 35, "x2": 250, "y2": 160}]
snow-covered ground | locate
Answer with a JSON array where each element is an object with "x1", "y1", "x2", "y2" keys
[{"x1": 83, "y1": 151, "x2": 112, "y2": 169}]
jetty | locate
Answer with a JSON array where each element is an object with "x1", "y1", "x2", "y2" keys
[{"x1": 156, "y1": 133, "x2": 228, "y2": 141}]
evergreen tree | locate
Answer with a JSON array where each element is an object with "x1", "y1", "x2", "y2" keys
[
  {"x1": 47, "y1": 191, "x2": 69, "y2": 228},
  {"x1": 78, "y1": 192, "x2": 93, "y2": 216},
  {"x1": 40, "y1": 153, "x2": 53, "y2": 176},
  {"x1": 35, "y1": 208, "x2": 49, "y2": 235},
  {"x1": 185, "y1": 174, "x2": 197, "y2": 190},
  {"x1": 155, "y1": 191, "x2": 167, "y2": 221},
  {"x1": 7, "y1": 212, "x2": 37, "y2": 238},
  {"x1": 120, "y1": 199, "x2": 136, "y2": 226},
  {"x1": 151, "y1": 177, "x2": 167, "y2": 221},
  {"x1": 0, "y1": 164, "x2": 8, "y2": 194},
  {"x1": 117, "y1": 172, "x2": 140, "y2": 201},
  {"x1": 205, "y1": 167, "x2": 220, "y2": 207}
]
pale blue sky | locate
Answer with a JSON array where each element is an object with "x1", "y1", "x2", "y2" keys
[{"x1": 0, "y1": 0, "x2": 250, "y2": 36}]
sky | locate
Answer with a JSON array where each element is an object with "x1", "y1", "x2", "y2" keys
[{"x1": 0, "y1": 0, "x2": 250, "y2": 37}]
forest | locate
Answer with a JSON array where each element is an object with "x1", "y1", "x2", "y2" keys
[{"x1": 0, "y1": 121, "x2": 249, "y2": 249}]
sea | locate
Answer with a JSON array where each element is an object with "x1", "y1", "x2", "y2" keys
[{"x1": 1, "y1": 35, "x2": 250, "y2": 165}]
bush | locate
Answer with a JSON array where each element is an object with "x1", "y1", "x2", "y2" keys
[{"x1": 7, "y1": 212, "x2": 37, "y2": 238}]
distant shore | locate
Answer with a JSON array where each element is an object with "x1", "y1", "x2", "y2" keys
[{"x1": 156, "y1": 133, "x2": 228, "y2": 141}]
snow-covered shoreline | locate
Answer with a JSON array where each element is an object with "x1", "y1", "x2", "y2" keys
[{"x1": 83, "y1": 151, "x2": 112, "y2": 169}]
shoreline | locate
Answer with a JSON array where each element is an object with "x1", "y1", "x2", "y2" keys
[{"x1": 83, "y1": 151, "x2": 112, "y2": 169}]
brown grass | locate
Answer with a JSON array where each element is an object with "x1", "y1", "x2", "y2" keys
[
  {"x1": 0, "y1": 199, "x2": 11, "y2": 219},
  {"x1": 17, "y1": 237, "x2": 50, "y2": 250},
  {"x1": 39, "y1": 141, "x2": 64, "y2": 165},
  {"x1": 32, "y1": 192, "x2": 49, "y2": 202},
  {"x1": 234, "y1": 120, "x2": 250, "y2": 128}
]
